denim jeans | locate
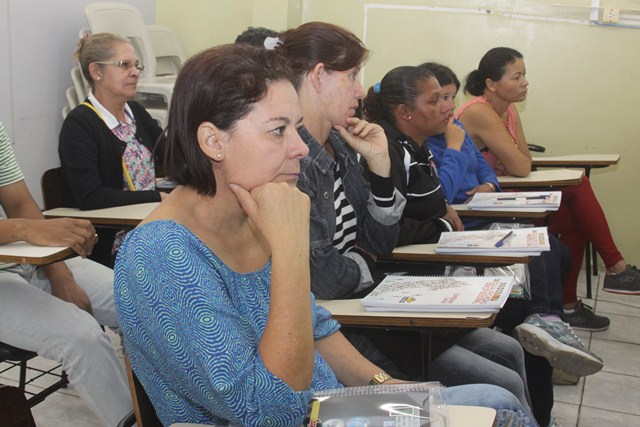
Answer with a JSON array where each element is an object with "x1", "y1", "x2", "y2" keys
[
  {"x1": 431, "y1": 328, "x2": 533, "y2": 417},
  {"x1": 346, "y1": 327, "x2": 534, "y2": 422},
  {"x1": 443, "y1": 383, "x2": 537, "y2": 426},
  {"x1": 0, "y1": 258, "x2": 131, "y2": 426}
]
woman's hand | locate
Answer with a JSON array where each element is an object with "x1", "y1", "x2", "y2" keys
[
  {"x1": 335, "y1": 117, "x2": 390, "y2": 177},
  {"x1": 444, "y1": 117, "x2": 465, "y2": 151},
  {"x1": 229, "y1": 182, "x2": 310, "y2": 252},
  {"x1": 465, "y1": 183, "x2": 495, "y2": 198},
  {"x1": 443, "y1": 204, "x2": 464, "y2": 231}
]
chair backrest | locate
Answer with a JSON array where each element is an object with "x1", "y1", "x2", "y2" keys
[
  {"x1": 85, "y1": 2, "x2": 157, "y2": 78},
  {"x1": 70, "y1": 66, "x2": 88, "y2": 101},
  {"x1": 65, "y1": 86, "x2": 80, "y2": 109},
  {"x1": 125, "y1": 357, "x2": 162, "y2": 427},
  {"x1": 41, "y1": 167, "x2": 64, "y2": 210},
  {"x1": 146, "y1": 24, "x2": 186, "y2": 76}
]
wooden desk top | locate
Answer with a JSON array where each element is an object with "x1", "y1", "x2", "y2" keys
[
  {"x1": 498, "y1": 168, "x2": 583, "y2": 188},
  {"x1": 381, "y1": 243, "x2": 533, "y2": 265},
  {"x1": 43, "y1": 202, "x2": 160, "y2": 227},
  {"x1": 452, "y1": 203, "x2": 550, "y2": 219},
  {"x1": 532, "y1": 154, "x2": 620, "y2": 168},
  {"x1": 317, "y1": 298, "x2": 496, "y2": 328},
  {"x1": 0, "y1": 242, "x2": 75, "y2": 265}
]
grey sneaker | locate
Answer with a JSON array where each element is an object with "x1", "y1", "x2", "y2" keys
[
  {"x1": 552, "y1": 368, "x2": 579, "y2": 385},
  {"x1": 563, "y1": 300, "x2": 610, "y2": 331},
  {"x1": 514, "y1": 314, "x2": 604, "y2": 377},
  {"x1": 603, "y1": 265, "x2": 640, "y2": 294}
]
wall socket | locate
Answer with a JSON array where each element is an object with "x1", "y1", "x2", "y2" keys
[{"x1": 605, "y1": 8, "x2": 620, "y2": 23}]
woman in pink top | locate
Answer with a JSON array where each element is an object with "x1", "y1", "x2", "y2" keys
[{"x1": 456, "y1": 47, "x2": 640, "y2": 333}]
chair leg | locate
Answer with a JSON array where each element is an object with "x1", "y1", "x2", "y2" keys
[{"x1": 585, "y1": 242, "x2": 593, "y2": 299}]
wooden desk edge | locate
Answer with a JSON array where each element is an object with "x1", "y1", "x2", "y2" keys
[
  {"x1": 381, "y1": 252, "x2": 532, "y2": 264},
  {"x1": 331, "y1": 312, "x2": 496, "y2": 328},
  {"x1": 0, "y1": 247, "x2": 76, "y2": 265},
  {"x1": 43, "y1": 214, "x2": 141, "y2": 227}
]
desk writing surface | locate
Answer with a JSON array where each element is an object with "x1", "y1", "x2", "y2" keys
[
  {"x1": 382, "y1": 243, "x2": 533, "y2": 264},
  {"x1": 497, "y1": 169, "x2": 583, "y2": 188},
  {"x1": 0, "y1": 242, "x2": 75, "y2": 265},
  {"x1": 316, "y1": 298, "x2": 496, "y2": 328},
  {"x1": 532, "y1": 154, "x2": 620, "y2": 167},
  {"x1": 43, "y1": 202, "x2": 160, "y2": 226}
]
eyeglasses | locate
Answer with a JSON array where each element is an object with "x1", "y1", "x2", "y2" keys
[{"x1": 93, "y1": 60, "x2": 145, "y2": 72}]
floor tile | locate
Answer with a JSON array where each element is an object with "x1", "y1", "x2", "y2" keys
[
  {"x1": 582, "y1": 371, "x2": 640, "y2": 415},
  {"x1": 591, "y1": 313, "x2": 640, "y2": 345},
  {"x1": 578, "y1": 405, "x2": 640, "y2": 427},
  {"x1": 30, "y1": 390, "x2": 102, "y2": 427},
  {"x1": 590, "y1": 340, "x2": 640, "y2": 376},
  {"x1": 553, "y1": 379, "x2": 584, "y2": 405},
  {"x1": 551, "y1": 401, "x2": 578, "y2": 427}
]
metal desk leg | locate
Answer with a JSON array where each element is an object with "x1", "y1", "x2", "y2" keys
[
  {"x1": 585, "y1": 242, "x2": 593, "y2": 299},
  {"x1": 419, "y1": 331, "x2": 432, "y2": 381}
]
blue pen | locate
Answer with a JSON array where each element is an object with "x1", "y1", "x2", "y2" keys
[{"x1": 494, "y1": 231, "x2": 514, "y2": 247}]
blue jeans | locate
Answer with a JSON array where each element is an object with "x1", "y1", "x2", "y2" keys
[
  {"x1": 0, "y1": 258, "x2": 132, "y2": 426},
  {"x1": 443, "y1": 383, "x2": 537, "y2": 426},
  {"x1": 431, "y1": 328, "x2": 533, "y2": 417}
]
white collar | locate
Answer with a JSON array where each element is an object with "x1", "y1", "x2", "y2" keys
[{"x1": 87, "y1": 91, "x2": 134, "y2": 130}]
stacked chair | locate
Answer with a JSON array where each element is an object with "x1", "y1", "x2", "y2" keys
[{"x1": 63, "y1": 3, "x2": 187, "y2": 128}]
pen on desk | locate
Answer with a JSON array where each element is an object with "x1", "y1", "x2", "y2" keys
[
  {"x1": 496, "y1": 195, "x2": 550, "y2": 201},
  {"x1": 494, "y1": 231, "x2": 514, "y2": 247}
]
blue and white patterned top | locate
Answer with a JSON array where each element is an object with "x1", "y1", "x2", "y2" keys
[{"x1": 114, "y1": 220, "x2": 342, "y2": 427}]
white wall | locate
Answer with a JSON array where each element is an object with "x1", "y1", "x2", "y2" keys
[{"x1": 0, "y1": 0, "x2": 155, "y2": 207}]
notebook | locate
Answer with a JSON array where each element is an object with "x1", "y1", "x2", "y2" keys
[
  {"x1": 304, "y1": 382, "x2": 447, "y2": 427},
  {"x1": 361, "y1": 275, "x2": 515, "y2": 313},
  {"x1": 433, "y1": 227, "x2": 550, "y2": 255},
  {"x1": 467, "y1": 191, "x2": 561, "y2": 210}
]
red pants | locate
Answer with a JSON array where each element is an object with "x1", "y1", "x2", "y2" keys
[{"x1": 547, "y1": 176, "x2": 623, "y2": 304}]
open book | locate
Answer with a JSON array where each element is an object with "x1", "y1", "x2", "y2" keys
[
  {"x1": 304, "y1": 382, "x2": 447, "y2": 427},
  {"x1": 434, "y1": 227, "x2": 550, "y2": 256},
  {"x1": 467, "y1": 191, "x2": 561, "y2": 211},
  {"x1": 361, "y1": 275, "x2": 515, "y2": 313}
]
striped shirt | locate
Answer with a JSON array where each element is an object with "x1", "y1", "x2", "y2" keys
[
  {"x1": 1, "y1": 122, "x2": 25, "y2": 269},
  {"x1": 0, "y1": 122, "x2": 24, "y2": 188},
  {"x1": 332, "y1": 162, "x2": 357, "y2": 253}
]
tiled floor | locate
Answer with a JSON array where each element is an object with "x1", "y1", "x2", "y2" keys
[{"x1": 1, "y1": 270, "x2": 639, "y2": 426}]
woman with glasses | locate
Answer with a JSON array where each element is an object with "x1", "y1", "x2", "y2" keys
[{"x1": 59, "y1": 32, "x2": 165, "y2": 267}]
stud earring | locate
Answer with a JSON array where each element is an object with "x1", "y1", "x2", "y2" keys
[
  {"x1": 96, "y1": 76, "x2": 101, "y2": 81},
  {"x1": 217, "y1": 153, "x2": 222, "y2": 158},
  {"x1": 407, "y1": 116, "x2": 412, "y2": 120}
]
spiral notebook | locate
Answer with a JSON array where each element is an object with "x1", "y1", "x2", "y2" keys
[
  {"x1": 361, "y1": 275, "x2": 515, "y2": 313},
  {"x1": 467, "y1": 191, "x2": 562, "y2": 210},
  {"x1": 303, "y1": 382, "x2": 448, "y2": 427},
  {"x1": 433, "y1": 227, "x2": 550, "y2": 256}
]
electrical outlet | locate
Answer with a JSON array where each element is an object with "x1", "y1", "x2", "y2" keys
[{"x1": 605, "y1": 8, "x2": 620, "y2": 23}]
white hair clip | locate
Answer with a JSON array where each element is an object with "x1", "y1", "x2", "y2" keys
[{"x1": 263, "y1": 36, "x2": 282, "y2": 50}]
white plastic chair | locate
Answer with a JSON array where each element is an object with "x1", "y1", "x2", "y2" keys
[
  {"x1": 84, "y1": 2, "x2": 174, "y2": 107},
  {"x1": 70, "y1": 66, "x2": 89, "y2": 101},
  {"x1": 146, "y1": 24, "x2": 186, "y2": 76},
  {"x1": 65, "y1": 86, "x2": 80, "y2": 110}
]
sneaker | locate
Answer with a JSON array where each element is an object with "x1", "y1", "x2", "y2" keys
[
  {"x1": 603, "y1": 264, "x2": 640, "y2": 294},
  {"x1": 563, "y1": 300, "x2": 610, "y2": 331},
  {"x1": 552, "y1": 368, "x2": 579, "y2": 385},
  {"x1": 514, "y1": 314, "x2": 604, "y2": 377}
]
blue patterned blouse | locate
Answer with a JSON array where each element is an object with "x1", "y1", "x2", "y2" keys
[{"x1": 114, "y1": 220, "x2": 342, "y2": 426}]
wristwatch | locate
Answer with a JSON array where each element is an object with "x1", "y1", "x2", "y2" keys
[{"x1": 369, "y1": 371, "x2": 393, "y2": 385}]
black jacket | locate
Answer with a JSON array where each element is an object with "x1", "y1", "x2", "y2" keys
[{"x1": 59, "y1": 100, "x2": 164, "y2": 210}]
